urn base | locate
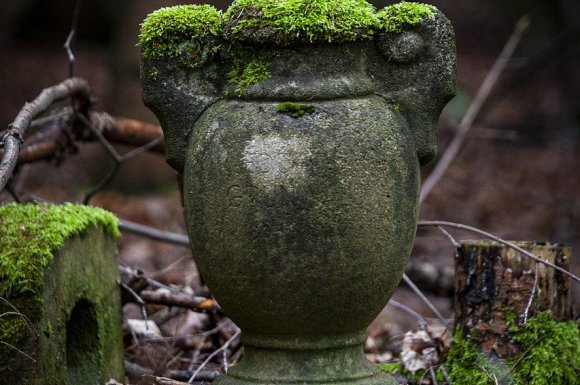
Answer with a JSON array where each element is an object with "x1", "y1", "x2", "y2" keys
[{"x1": 214, "y1": 342, "x2": 397, "y2": 385}]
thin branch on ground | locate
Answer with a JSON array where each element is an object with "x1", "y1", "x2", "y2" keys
[
  {"x1": 11, "y1": 111, "x2": 163, "y2": 166},
  {"x1": 139, "y1": 290, "x2": 221, "y2": 314},
  {"x1": 0, "y1": 341, "x2": 37, "y2": 362},
  {"x1": 388, "y1": 299, "x2": 429, "y2": 327},
  {"x1": 429, "y1": 366, "x2": 439, "y2": 385},
  {"x1": 119, "y1": 265, "x2": 221, "y2": 315},
  {"x1": 119, "y1": 219, "x2": 190, "y2": 246},
  {"x1": 119, "y1": 280, "x2": 149, "y2": 322},
  {"x1": 187, "y1": 328, "x2": 241, "y2": 384},
  {"x1": 0, "y1": 78, "x2": 91, "y2": 191},
  {"x1": 418, "y1": 220, "x2": 580, "y2": 284},
  {"x1": 402, "y1": 273, "x2": 449, "y2": 326},
  {"x1": 440, "y1": 365, "x2": 452, "y2": 385},
  {"x1": 420, "y1": 16, "x2": 530, "y2": 203}
]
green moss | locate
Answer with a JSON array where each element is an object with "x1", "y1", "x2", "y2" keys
[
  {"x1": 0, "y1": 203, "x2": 119, "y2": 300},
  {"x1": 277, "y1": 102, "x2": 316, "y2": 118},
  {"x1": 228, "y1": 58, "x2": 271, "y2": 96},
  {"x1": 508, "y1": 312, "x2": 580, "y2": 385},
  {"x1": 224, "y1": 0, "x2": 378, "y2": 45},
  {"x1": 376, "y1": 2, "x2": 436, "y2": 33},
  {"x1": 139, "y1": 5, "x2": 223, "y2": 68},
  {"x1": 444, "y1": 312, "x2": 580, "y2": 385}
]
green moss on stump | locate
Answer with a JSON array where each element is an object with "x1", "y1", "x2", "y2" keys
[
  {"x1": 377, "y1": 2, "x2": 436, "y2": 33},
  {"x1": 0, "y1": 203, "x2": 119, "y2": 300},
  {"x1": 444, "y1": 312, "x2": 580, "y2": 385},
  {"x1": 277, "y1": 102, "x2": 316, "y2": 118},
  {"x1": 139, "y1": 4, "x2": 223, "y2": 68}
]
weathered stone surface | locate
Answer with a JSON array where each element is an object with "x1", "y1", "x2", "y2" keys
[
  {"x1": 141, "y1": 2, "x2": 456, "y2": 384},
  {"x1": 0, "y1": 204, "x2": 124, "y2": 384}
]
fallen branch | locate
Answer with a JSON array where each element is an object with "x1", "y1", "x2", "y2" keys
[
  {"x1": 0, "y1": 77, "x2": 91, "y2": 190},
  {"x1": 139, "y1": 290, "x2": 220, "y2": 314},
  {"x1": 119, "y1": 219, "x2": 190, "y2": 246},
  {"x1": 419, "y1": 220, "x2": 580, "y2": 284},
  {"x1": 13, "y1": 112, "x2": 164, "y2": 166},
  {"x1": 188, "y1": 328, "x2": 241, "y2": 383}
]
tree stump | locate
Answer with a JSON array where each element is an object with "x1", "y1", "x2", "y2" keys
[
  {"x1": 454, "y1": 241, "x2": 571, "y2": 358},
  {"x1": 0, "y1": 203, "x2": 124, "y2": 384}
]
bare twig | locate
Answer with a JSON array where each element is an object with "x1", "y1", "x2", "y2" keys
[
  {"x1": 522, "y1": 264, "x2": 539, "y2": 324},
  {"x1": 402, "y1": 273, "x2": 449, "y2": 325},
  {"x1": 420, "y1": 16, "x2": 530, "y2": 203},
  {"x1": 388, "y1": 299, "x2": 428, "y2": 327},
  {"x1": 64, "y1": 0, "x2": 82, "y2": 78},
  {"x1": 440, "y1": 365, "x2": 452, "y2": 385},
  {"x1": 0, "y1": 341, "x2": 37, "y2": 362},
  {"x1": 119, "y1": 219, "x2": 191, "y2": 246},
  {"x1": 120, "y1": 280, "x2": 149, "y2": 322},
  {"x1": 429, "y1": 366, "x2": 439, "y2": 385},
  {"x1": 187, "y1": 328, "x2": 241, "y2": 383},
  {"x1": 0, "y1": 78, "x2": 91, "y2": 191},
  {"x1": 139, "y1": 290, "x2": 220, "y2": 314},
  {"x1": 10, "y1": 112, "x2": 163, "y2": 166},
  {"x1": 418, "y1": 220, "x2": 580, "y2": 284}
]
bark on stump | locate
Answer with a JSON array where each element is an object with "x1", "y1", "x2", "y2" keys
[{"x1": 454, "y1": 241, "x2": 571, "y2": 358}]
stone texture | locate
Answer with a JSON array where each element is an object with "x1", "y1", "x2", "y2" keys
[
  {"x1": 141, "y1": 3, "x2": 456, "y2": 385},
  {"x1": 0, "y1": 207, "x2": 124, "y2": 384}
]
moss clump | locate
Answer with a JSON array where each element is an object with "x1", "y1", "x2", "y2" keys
[
  {"x1": 139, "y1": 5, "x2": 223, "y2": 68},
  {"x1": 376, "y1": 2, "x2": 436, "y2": 33},
  {"x1": 277, "y1": 102, "x2": 316, "y2": 118},
  {"x1": 0, "y1": 203, "x2": 119, "y2": 300},
  {"x1": 444, "y1": 312, "x2": 580, "y2": 385},
  {"x1": 224, "y1": 0, "x2": 378, "y2": 45},
  {"x1": 228, "y1": 59, "x2": 271, "y2": 96},
  {"x1": 508, "y1": 312, "x2": 580, "y2": 385}
]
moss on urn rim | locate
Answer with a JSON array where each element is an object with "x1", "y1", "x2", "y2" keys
[
  {"x1": 139, "y1": 4, "x2": 223, "y2": 68},
  {"x1": 139, "y1": 1, "x2": 438, "y2": 65},
  {"x1": 0, "y1": 203, "x2": 119, "y2": 300}
]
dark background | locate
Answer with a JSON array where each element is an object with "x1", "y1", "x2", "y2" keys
[{"x1": 1, "y1": 0, "x2": 579, "y2": 315}]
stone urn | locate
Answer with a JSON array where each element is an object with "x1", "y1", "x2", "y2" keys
[{"x1": 140, "y1": 2, "x2": 455, "y2": 385}]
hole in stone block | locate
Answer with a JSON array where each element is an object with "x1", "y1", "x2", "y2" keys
[{"x1": 66, "y1": 299, "x2": 101, "y2": 385}]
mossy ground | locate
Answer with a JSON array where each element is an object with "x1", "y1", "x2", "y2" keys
[
  {"x1": 379, "y1": 312, "x2": 579, "y2": 385},
  {"x1": 0, "y1": 203, "x2": 119, "y2": 300},
  {"x1": 444, "y1": 312, "x2": 580, "y2": 385}
]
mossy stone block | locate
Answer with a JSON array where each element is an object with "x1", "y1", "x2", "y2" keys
[{"x1": 0, "y1": 203, "x2": 124, "y2": 384}]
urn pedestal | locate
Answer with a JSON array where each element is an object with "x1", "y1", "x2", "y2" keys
[{"x1": 141, "y1": 2, "x2": 456, "y2": 384}]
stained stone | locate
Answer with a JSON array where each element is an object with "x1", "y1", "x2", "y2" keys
[{"x1": 141, "y1": 1, "x2": 456, "y2": 384}]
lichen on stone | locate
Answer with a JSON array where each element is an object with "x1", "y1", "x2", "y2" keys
[
  {"x1": 277, "y1": 102, "x2": 315, "y2": 118},
  {"x1": 223, "y1": 0, "x2": 378, "y2": 45},
  {"x1": 0, "y1": 203, "x2": 119, "y2": 300},
  {"x1": 139, "y1": 4, "x2": 223, "y2": 68},
  {"x1": 376, "y1": 1, "x2": 436, "y2": 33}
]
